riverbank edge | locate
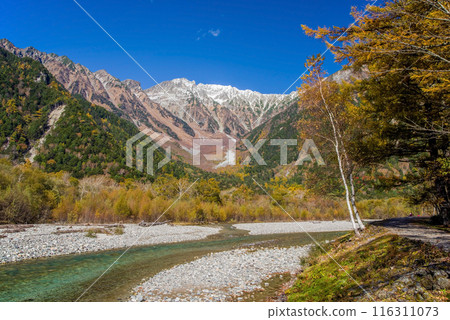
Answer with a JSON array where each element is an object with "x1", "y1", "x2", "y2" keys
[
  {"x1": 0, "y1": 220, "x2": 357, "y2": 265},
  {"x1": 284, "y1": 225, "x2": 450, "y2": 302},
  {"x1": 0, "y1": 224, "x2": 221, "y2": 265}
]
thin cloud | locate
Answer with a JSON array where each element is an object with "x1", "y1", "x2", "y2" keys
[
  {"x1": 196, "y1": 28, "x2": 221, "y2": 41},
  {"x1": 208, "y1": 29, "x2": 221, "y2": 37}
]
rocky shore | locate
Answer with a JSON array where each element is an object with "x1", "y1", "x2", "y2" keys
[
  {"x1": 130, "y1": 246, "x2": 310, "y2": 302},
  {"x1": 0, "y1": 221, "x2": 355, "y2": 264},
  {"x1": 0, "y1": 224, "x2": 219, "y2": 264},
  {"x1": 234, "y1": 221, "x2": 355, "y2": 235}
]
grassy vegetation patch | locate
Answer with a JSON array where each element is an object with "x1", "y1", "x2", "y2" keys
[{"x1": 287, "y1": 227, "x2": 449, "y2": 302}]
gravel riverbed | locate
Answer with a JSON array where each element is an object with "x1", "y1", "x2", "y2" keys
[
  {"x1": 130, "y1": 246, "x2": 310, "y2": 302},
  {"x1": 0, "y1": 224, "x2": 219, "y2": 264},
  {"x1": 234, "y1": 221, "x2": 355, "y2": 235}
]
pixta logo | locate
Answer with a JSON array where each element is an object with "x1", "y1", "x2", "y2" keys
[
  {"x1": 192, "y1": 138, "x2": 325, "y2": 167},
  {"x1": 126, "y1": 130, "x2": 171, "y2": 176},
  {"x1": 126, "y1": 130, "x2": 325, "y2": 175}
]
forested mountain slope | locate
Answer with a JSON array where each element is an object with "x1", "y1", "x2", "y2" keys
[{"x1": 0, "y1": 47, "x2": 166, "y2": 179}]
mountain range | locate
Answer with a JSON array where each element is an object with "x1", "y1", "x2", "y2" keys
[{"x1": 0, "y1": 39, "x2": 297, "y2": 166}]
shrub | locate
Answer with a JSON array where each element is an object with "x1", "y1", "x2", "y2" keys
[
  {"x1": 114, "y1": 193, "x2": 131, "y2": 218},
  {"x1": 85, "y1": 229, "x2": 97, "y2": 238},
  {"x1": 113, "y1": 226, "x2": 124, "y2": 235},
  {"x1": 195, "y1": 179, "x2": 222, "y2": 204}
]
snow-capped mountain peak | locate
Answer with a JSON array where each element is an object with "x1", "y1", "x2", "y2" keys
[{"x1": 145, "y1": 78, "x2": 297, "y2": 133}]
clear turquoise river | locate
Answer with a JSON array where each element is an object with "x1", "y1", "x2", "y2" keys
[{"x1": 0, "y1": 225, "x2": 345, "y2": 302}]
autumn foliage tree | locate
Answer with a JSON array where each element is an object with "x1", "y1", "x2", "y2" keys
[
  {"x1": 298, "y1": 55, "x2": 365, "y2": 234},
  {"x1": 302, "y1": 0, "x2": 450, "y2": 223}
]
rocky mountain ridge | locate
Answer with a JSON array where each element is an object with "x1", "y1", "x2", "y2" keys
[
  {"x1": 146, "y1": 77, "x2": 297, "y2": 135},
  {"x1": 0, "y1": 39, "x2": 297, "y2": 151}
]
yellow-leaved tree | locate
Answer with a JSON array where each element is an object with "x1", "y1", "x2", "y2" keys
[{"x1": 302, "y1": 0, "x2": 449, "y2": 224}]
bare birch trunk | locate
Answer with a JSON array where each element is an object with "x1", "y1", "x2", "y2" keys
[
  {"x1": 336, "y1": 142, "x2": 360, "y2": 236},
  {"x1": 349, "y1": 173, "x2": 365, "y2": 230},
  {"x1": 334, "y1": 115, "x2": 365, "y2": 231}
]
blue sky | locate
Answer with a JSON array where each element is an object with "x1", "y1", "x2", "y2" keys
[{"x1": 1, "y1": 0, "x2": 370, "y2": 93}]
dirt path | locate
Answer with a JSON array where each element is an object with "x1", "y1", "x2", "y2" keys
[{"x1": 372, "y1": 217, "x2": 450, "y2": 252}]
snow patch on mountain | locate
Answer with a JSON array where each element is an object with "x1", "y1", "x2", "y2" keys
[{"x1": 145, "y1": 78, "x2": 297, "y2": 132}]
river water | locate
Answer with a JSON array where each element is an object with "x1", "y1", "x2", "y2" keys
[{"x1": 0, "y1": 225, "x2": 345, "y2": 302}]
